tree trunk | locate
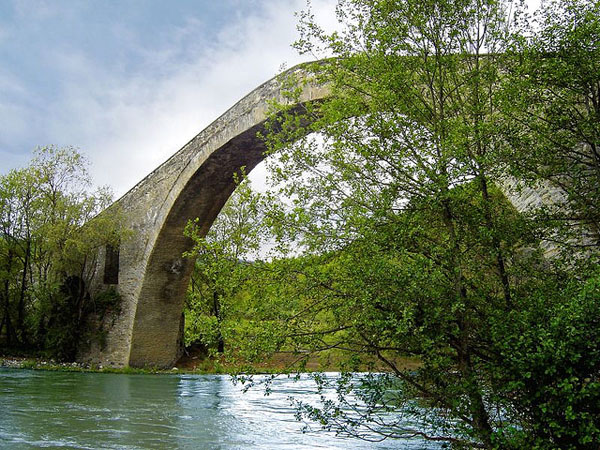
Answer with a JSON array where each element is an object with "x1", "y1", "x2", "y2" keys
[
  {"x1": 3, "y1": 249, "x2": 16, "y2": 346},
  {"x1": 213, "y1": 291, "x2": 225, "y2": 353},
  {"x1": 17, "y1": 239, "x2": 31, "y2": 344},
  {"x1": 479, "y1": 174, "x2": 512, "y2": 308},
  {"x1": 457, "y1": 335, "x2": 494, "y2": 449}
]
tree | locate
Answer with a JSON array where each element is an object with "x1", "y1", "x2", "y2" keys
[
  {"x1": 183, "y1": 176, "x2": 266, "y2": 355},
  {"x1": 246, "y1": 0, "x2": 600, "y2": 448},
  {"x1": 0, "y1": 146, "x2": 123, "y2": 359},
  {"x1": 501, "y1": 0, "x2": 600, "y2": 250}
]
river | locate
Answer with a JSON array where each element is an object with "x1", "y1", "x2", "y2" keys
[{"x1": 0, "y1": 368, "x2": 440, "y2": 449}]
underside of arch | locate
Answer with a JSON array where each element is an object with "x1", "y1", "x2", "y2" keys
[{"x1": 128, "y1": 123, "x2": 269, "y2": 367}]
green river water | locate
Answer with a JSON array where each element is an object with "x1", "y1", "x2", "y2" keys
[{"x1": 0, "y1": 368, "x2": 439, "y2": 449}]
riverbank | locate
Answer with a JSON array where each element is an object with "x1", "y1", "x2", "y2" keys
[
  {"x1": 1, "y1": 355, "x2": 211, "y2": 374},
  {"x1": 1, "y1": 349, "x2": 421, "y2": 375},
  {"x1": 0, "y1": 356, "x2": 152, "y2": 374}
]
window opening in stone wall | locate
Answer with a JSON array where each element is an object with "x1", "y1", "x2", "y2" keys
[{"x1": 104, "y1": 244, "x2": 120, "y2": 285}]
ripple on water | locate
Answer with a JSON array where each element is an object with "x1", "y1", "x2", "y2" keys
[{"x1": 1, "y1": 369, "x2": 441, "y2": 449}]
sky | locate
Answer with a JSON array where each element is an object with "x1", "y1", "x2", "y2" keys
[
  {"x1": 0, "y1": 0, "x2": 544, "y2": 200},
  {"x1": 0, "y1": 0, "x2": 337, "y2": 197}
]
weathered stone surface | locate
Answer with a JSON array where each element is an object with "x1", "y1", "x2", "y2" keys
[
  {"x1": 80, "y1": 66, "x2": 329, "y2": 368},
  {"x1": 79, "y1": 64, "x2": 566, "y2": 369}
]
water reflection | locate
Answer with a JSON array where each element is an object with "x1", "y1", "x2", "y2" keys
[{"x1": 0, "y1": 369, "x2": 438, "y2": 449}]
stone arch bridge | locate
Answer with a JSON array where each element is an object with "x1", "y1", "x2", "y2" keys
[{"x1": 81, "y1": 64, "x2": 556, "y2": 369}]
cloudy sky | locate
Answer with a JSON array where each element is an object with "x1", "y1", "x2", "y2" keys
[{"x1": 0, "y1": 0, "x2": 336, "y2": 197}]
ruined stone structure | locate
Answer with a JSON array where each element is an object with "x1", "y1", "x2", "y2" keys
[{"x1": 80, "y1": 64, "x2": 564, "y2": 369}]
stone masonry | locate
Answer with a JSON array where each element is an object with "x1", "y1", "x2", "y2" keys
[
  {"x1": 79, "y1": 64, "x2": 565, "y2": 369},
  {"x1": 80, "y1": 65, "x2": 329, "y2": 368}
]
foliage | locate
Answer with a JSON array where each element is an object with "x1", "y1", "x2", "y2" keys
[
  {"x1": 501, "y1": 0, "x2": 600, "y2": 248},
  {"x1": 227, "y1": 0, "x2": 600, "y2": 448},
  {"x1": 0, "y1": 146, "x2": 123, "y2": 359},
  {"x1": 172, "y1": 0, "x2": 600, "y2": 446},
  {"x1": 183, "y1": 176, "x2": 267, "y2": 354},
  {"x1": 487, "y1": 266, "x2": 600, "y2": 448}
]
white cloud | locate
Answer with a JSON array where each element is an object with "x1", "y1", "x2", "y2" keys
[
  {"x1": 0, "y1": 70, "x2": 38, "y2": 158},
  {"x1": 36, "y1": 0, "x2": 337, "y2": 198}
]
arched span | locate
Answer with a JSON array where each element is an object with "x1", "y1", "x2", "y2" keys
[
  {"x1": 82, "y1": 65, "x2": 329, "y2": 368},
  {"x1": 81, "y1": 64, "x2": 560, "y2": 369}
]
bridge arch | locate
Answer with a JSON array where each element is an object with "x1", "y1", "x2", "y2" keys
[
  {"x1": 81, "y1": 64, "x2": 555, "y2": 369},
  {"x1": 82, "y1": 66, "x2": 329, "y2": 368}
]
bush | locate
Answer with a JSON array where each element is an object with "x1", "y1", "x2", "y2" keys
[{"x1": 491, "y1": 269, "x2": 600, "y2": 449}]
